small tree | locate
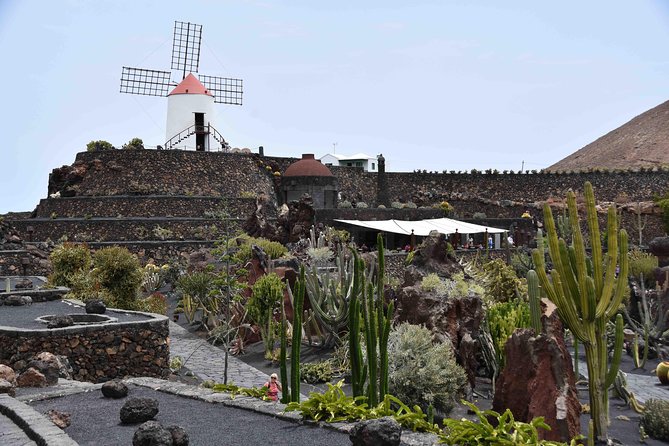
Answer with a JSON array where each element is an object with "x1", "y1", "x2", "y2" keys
[
  {"x1": 248, "y1": 273, "x2": 285, "y2": 359},
  {"x1": 92, "y1": 246, "x2": 143, "y2": 309},
  {"x1": 122, "y1": 137, "x2": 144, "y2": 150},
  {"x1": 86, "y1": 140, "x2": 114, "y2": 151}
]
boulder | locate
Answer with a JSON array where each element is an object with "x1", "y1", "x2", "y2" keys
[
  {"x1": 102, "y1": 380, "x2": 129, "y2": 399},
  {"x1": 85, "y1": 300, "x2": 107, "y2": 314},
  {"x1": 492, "y1": 299, "x2": 581, "y2": 442},
  {"x1": 16, "y1": 367, "x2": 47, "y2": 388},
  {"x1": 649, "y1": 237, "x2": 669, "y2": 267},
  {"x1": 0, "y1": 364, "x2": 16, "y2": 384},
  {"x1": 4, "y1": 295, "x2": 32, "y2": 306},
  {"x1": 46, "y1": 409, "x2": 71, "y2": 429},
  {"x1": 0, "y1": 378, "x2": 16, "y2": 397},
  {"x1": 27, "y1": 360, "x2": 59, "y2": 386},
  {"x1": 34, "y1": 352, "x2": 73, "y2": 380},
  {"x1": 167, "y1": 425, "x2": 190, "y2": 446},
  {"x1": 408, "y1": 231, "x2": 463, "y2": 278},
  {"x1": 120, "y1": 398, "x2": 159, "y2": 424},
  {"x1": 349, "y1": 416, "x2": 402, "y2": 446},
  {"x1": 133, "y1": 421, "x2": 173, "y2": 446},
  {"x1": 13, "y1": 278, "x2": 34, "y2": 289},
  {"x1": 47, "y1": 315, "x2": 74, "y2": 329}
]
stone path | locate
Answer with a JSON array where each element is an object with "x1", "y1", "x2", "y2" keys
[
  {"x1": 168, "y1": 321, "x2": 270, "y2": 389},
  {"x1": 576, "y1": 359, "x2": 669, "y2": 404}
]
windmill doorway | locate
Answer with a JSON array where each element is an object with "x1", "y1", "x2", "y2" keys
[{"x1": 194, "y1": 112, "x2": 205, "y2": 151}]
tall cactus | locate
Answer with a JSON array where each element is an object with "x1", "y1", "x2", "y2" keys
[
  {"x1": 529, "y1": 181, "x2": 627, "y2": 442},
  {"x1": 279, "y1": 299, "x2": 289, "y2": 403},
  {"x1": 527, "y1": 270, "x2": 542, "y2": 334},
  {"x1": 290, "y1": 266, "x2": 305, "y2": 403},
  {"x1": 348, "y1": 233, "x2": 394, "y2": 405}
]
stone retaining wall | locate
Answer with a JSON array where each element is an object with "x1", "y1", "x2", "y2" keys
[
  {"x1": 9, "y1": 218, "x2": 245, "y2": 243},
  {"x1": 0, "y1": 311, "x2": 170, "y2": 382},
  {"x1": 34, "y1": 196, "x2": 261, "y2": 219}
]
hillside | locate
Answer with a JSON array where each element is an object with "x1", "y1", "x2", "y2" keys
[{"x1": 547, "y1": 99, "x2": 669, "y2": 171}]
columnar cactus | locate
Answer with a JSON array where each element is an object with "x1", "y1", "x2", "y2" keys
[
  {"x1": 527, "y1": 270, "x2": 542, "y2": 334},
  {"x1": 290, "y1": 266, "x2": 305, "y2": 403},
  {"x1": 528, "y1": 181, "x2": 627, "y2": 442},
  {"x1": 279, "y1": 300, "x2": 289, "y2": 404},
  {"x1": 348, "y1": 233, "x2": 394, "y2": 405}
]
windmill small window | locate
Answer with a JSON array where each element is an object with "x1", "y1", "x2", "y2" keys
[{"x1": 120, "y1": 21, "x2": 243, "y2": 152}]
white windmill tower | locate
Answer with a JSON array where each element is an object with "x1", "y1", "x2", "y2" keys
[{"x1": 120, "y1": 21, "x2": 243, "y2": 151}]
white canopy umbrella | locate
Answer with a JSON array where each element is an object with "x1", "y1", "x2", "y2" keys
[{"x1": 334, "y1": 218, "x2": 506, "y2": 236}]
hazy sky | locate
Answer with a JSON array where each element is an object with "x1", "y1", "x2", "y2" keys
[{"x1": 1, "y1": 1, "x2": 669, "y2": 213}]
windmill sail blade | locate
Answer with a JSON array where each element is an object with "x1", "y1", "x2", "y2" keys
[
  {"x1": 120, "y1": 67, "x2": 172, "y2": 97},
  {"x1": 171, "y1": 21, "x2": 202, "y2": 78},
  {"x1": 199, "y1": 75, "x2": 243, "y2": 105}
]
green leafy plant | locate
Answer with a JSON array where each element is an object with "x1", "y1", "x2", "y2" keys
[
  {"x1": 285, "y1": 380, "x2": 440, "y2": 434},
  {"x1": 49, "y1": 242, "x2": 91, "y2": 288},
  {"x1": 209, "y1": 382, "x2": 271, "y2": 401},
  {"x1": 388, "y1": 323, "x2": 467, "y2": 414},
  {"x1": 439, "y1": 400, "x2": 581, "y2": 445},
  {"x1": 529, "y1": 181, "x2": 628, "y2": 442},
  {"x1": 628, "y1": 249, "x2": 658, "y2": 287},
  {"x1": 640, "y1": 398, "x2": 669, "y2": 441},
  {"x1": 231, "y1": 235, "x2": 287, "y2": 264}
]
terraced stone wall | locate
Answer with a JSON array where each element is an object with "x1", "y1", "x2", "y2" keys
[{"x1": 0, "y1": 314, "x2": 169, "y2": 382}]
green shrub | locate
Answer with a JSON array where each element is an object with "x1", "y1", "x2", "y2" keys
[
  {"x1": 248, "y1": 273, "x2": 285, "y2": 357},
  {"x1": 49, "y1": 243, "x2": 91, "y2": 288},
  {"x1": 137, "y1": 292, "x2": 168, "y2": 315},
  {"x1": 486, "y1": 299, "x2": 530, "y2": 368},
  {"x1": 122, "y1": 137, "x2": 144, "y2": 150},
  {"x1": 481, "y1": 258, "x2": 526, "y2": 303},
  {"x1": 231, "y1": 235, "x2": 288, "y2": 264},
  {"x1": 388, "y1": 323, "x2": 467, "y2": 414},
  {"x1": 641, "y1": 399, "x2": 669, "y2": 441},
  {"x1": 301, "y1": 360, "x2": 335, "y2": 384},
  {"x1": 654, "y1": 194, "x2": 669, "y2": 234},
  {"x1": 628, "y1": 249, "x2": 658, "y2": 284},
  {"x1": 391, "y1": 201, "x2": 403, "y2": 209},
  {"x1": 86, "y1": 140, "x2": 114, "y2": 151},
  {"x1": 420, "y1": 273, "x2": 449, "y2": 294},
  {"x1": 338, "y1": 200, "x2": 352, "y2": 209},
  {"x1": 355, "y1": 201, "x2": 368, "y2": 209},
  {"x1": 91, "y1": 246, "x2": 143, "y2": 309}
]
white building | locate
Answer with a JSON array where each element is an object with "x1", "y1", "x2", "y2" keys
[
  {"x1": 165, "y1": 74, "x2": 223, "y2": 151},
  {"x1": 319, "y1": 153, "x2": 379, "y2": 172}
]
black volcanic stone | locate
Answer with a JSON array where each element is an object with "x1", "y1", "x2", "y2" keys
[
  {"x1": 120, "y1": 398, "x2": 159, "y2": 424},
  {"x1": 133, "y1": 421, "x2": 172, "y2": 446},
  {"x1": 168, "y1": 425, "x2": 190, "y2": 446},
  {"x1": 46, "y1": 315, "x2": 74, "y2": 329},
  {"x1": 102, "y1": 380, "x2": 129, "y2": 398},
  {"x1": 85, "y1": 299, "x2": 107, "y2": 314}
]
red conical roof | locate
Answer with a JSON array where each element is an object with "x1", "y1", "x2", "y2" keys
[{"x1": 168, "y1": 73, "x2": 213, "y2": 97}]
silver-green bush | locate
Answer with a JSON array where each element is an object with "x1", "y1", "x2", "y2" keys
[{"x1": 388, "y1": 323, "x2": 467, "y2": 415}]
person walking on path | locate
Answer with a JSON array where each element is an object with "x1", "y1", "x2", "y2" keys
[{"x1": 263, "y1": 373, "x2": 282, "y2": 401}]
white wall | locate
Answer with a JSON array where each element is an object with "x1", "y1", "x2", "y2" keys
[{"x1": 165, "y1": 94, "x2": 216, "y2": 150}]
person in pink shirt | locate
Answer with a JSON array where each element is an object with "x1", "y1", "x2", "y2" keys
[{"x1": 263, "y1": 373, "x2": 282, "y2": 401}]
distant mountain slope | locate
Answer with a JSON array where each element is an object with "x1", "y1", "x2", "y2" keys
[{"x1": 547, "y1": 99, "x2": 669, "y2": 171}]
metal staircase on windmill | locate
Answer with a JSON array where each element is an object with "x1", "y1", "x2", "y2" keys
[{"x1": 120, "y1": 21, "x2": 243, "y2": 151}]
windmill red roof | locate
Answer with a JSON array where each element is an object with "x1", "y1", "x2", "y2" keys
[{"x1": 168, "y1": 73, "x2": 213, "y2": 97}]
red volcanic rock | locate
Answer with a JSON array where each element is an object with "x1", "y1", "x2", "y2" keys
[
  {"x1": 16, "y1": 367, "x2": 48, "y2": 388},
  {"x1": 492, "y1": 300, "x2": 581, "y2": 442}
]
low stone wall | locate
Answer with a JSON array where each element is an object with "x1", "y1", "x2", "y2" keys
[
  {"x1": 0, "y1": 310, "x2": 170, "y2": 382},
  {"x1": 34, "y1": 196, "x2": 261, "y2": 219}
]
